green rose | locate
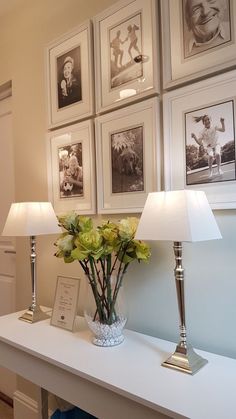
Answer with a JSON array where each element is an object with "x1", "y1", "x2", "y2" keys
[
  {"x1": 54, "y1": 233, "x2": 75, "y2": 263},
  {"x1": 55, "y1": 233, "x2": 74, "y2": 253},
  {"x1": 117, "y1": 239, "x2": 151, "y2": 264},
  {"x1": 58, "y1": 212, "x2": 93, "y2": 234},
  {"x1": 118, "y1": 217, "x2": 139, "y2": 241},
  {"x1": 58, "y1": 212, "x2": 80, "y2": 233},
  {"x1": 133, "y1": 240, "x2": 151, "y2": 262},
  {"x1": 72, "y1": 230, "x2": 104, "y2": 261},
  {"x1": 79, "y1": 216, "x2": 93, "y2": 233},
  {"x1": 99, "y1": 222, "x2": 119, "y2": 254}
]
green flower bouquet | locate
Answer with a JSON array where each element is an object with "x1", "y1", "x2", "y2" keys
[{"x1": 55, "y1": 212, "x2": 150, "y2": 345}]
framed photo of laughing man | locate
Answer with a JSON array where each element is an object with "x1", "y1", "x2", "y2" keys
[
  {"x1": 161, "y1": 0, "x2": 236, "y2": 89},
  {"x1": 95, "y1": 98, "x2": 161, "y2": 213},
  {"x1": 163, "y1": 70, "x2": 236, "y2": 209}
]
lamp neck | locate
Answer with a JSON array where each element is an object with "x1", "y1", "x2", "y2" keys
[
  {"x1": 30, "y1": 235, "x2": 36, "y2": 263},
  {"x1": 173, "y1": 241, "x2": 187, "y2": 348},
  {"x1": 173, "y1": 241, "x2": 184, "y2": 281},
  {"x1": 30, "y1": 235, "x2": 37, "y2": 309}
]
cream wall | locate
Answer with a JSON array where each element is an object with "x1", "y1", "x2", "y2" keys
[{"x1": 0, "y1": 0, "x2": 236, "y2": 371}]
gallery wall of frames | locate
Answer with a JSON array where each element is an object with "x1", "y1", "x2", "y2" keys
[{"x1": 46, "y1": 0, "x2": 236, "y2": 216}]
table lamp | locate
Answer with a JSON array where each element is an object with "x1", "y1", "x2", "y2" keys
[
  {"x1": 135, "y1": 190, "x2": 222, "y2": 374},
  {"x1": 2, "y1": 202, "x2": 61, "y2": 323}
]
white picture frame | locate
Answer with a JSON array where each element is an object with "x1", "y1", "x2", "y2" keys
[
  {"x1": 46, "y1": 20, "x2": 94, "y2": 128},
  {"x1": 161, "y1": 0, "x2": 236, "y2": 89},
  {"x1": 47, "y1": 120, "x2": 96, "y2": 214},
  {"x1": 95, "y1": 97, "x2": 161, "y2": 214},
  {"x1": 163, "y1": 70, "x2": 236, "y2": 209},
  {"x1": 51, "y1": 276, "x2": 80, "y2": 332},
  {"x1": 94, "y1": 0, "x2": 160, "y2": 114}
]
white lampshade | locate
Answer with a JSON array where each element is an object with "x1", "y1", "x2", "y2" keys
[
  {"x1": 135, "y1": 190, "x2": 222, "y2": 242},
  {"x1": 2, "y1": 202, "x2": 61, "y2": 237}
]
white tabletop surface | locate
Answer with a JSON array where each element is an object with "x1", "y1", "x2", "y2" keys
[{"x1": 0, "y1": 310, "x2": 235, "y2": 419}]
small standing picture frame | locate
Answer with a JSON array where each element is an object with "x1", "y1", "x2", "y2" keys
[
  {"x1": 46, "y1": 20, "x2": 94, "y2": 128},
  {"x1": 51, "y1": 276, "x2": 80, "y2": 331},
  {"x1": 94, "y1": 0, "x2": 160, "y2": 113}
]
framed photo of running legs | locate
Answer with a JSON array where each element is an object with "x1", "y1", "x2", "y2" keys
[
  {"x1": 95, "y1": 98, "x2": 161, "y2": 214},
  {"x1": 93, "y1": 0, "x2": 160, "y2": 113},
  {"x1": 163, "y1": 70, "x2": 236, "y2": 209},
  {"x1": 161, "y1": 0, "x2": 236, "y2": 89},
  {"x1": 47, "y1": 120, "x2": 96, "y2": 214},
  {"x1": 46, "y1": 20, "x2": 94, "y2": 128}
]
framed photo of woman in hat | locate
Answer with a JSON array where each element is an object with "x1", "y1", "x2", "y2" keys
[{"x1": 46, "y1": 20, "x2": 94, "y2": 128}]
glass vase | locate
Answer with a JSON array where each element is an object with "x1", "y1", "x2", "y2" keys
[{"x1": 84, "y1": 274, "x2": 127, "y2": 347}]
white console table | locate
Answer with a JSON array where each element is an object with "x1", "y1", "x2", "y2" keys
[{"x1": 0, "y1": 310, "x2": 235, "y2": 419}]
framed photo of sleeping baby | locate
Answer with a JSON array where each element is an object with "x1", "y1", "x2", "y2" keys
[
  {"x1": 95, "y1": 98, "x2": 161, "y2": 213},
  {"x1": 161, "y1": 0, "x2": 236, "y2": 89},
  {"x1": 46, "y1": 20, "x2": 94, "y2": 129},
  {"x1": 163, "y1": 70, "x2": 236, "y2": 209},
  {"x1": 47, "y1": 120, "x2": 96, "y2": 214},
  {"x1": 93, "y1": 0, "x2": 160, "y2": 114}
]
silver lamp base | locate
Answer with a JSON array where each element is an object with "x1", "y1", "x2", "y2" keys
[
  {"x1": 162, "y1": 343, "x2": 208, "y2": 375},
  {"x1": 19, "y1": 306, "x2": 50, "y2": 324}
]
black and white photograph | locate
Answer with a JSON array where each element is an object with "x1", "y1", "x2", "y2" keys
[
  {"x1": 58, "y1": 142, "x2": 83, "y2": 198},
  {"x1": 109, "y1": 13, "x2": 143, "y2": 89},
  {"x1": 94, "y1": 0, "x2": 159, "y2": 113},
  {"x1": 48, "y1": 120, "x2": 96, "y2": 214},
  {"x1": 57, "y1": 46, "x2": 82, "y2": 109},
  {"x1": 182, "y1": 0, "x2": 231, "y2": 59},
  {"x1": 185, "y1": 100, "x2": 235, "y2": 185},
  {"x1": 95, "y1": 98, "x2": 159, "y2": 213},
  {"x1": 111, "y1": 126, "x2": 144, "y2": 193},
  {"x1": 47, "y1": 22, "x2": 93, "y2": 128}
]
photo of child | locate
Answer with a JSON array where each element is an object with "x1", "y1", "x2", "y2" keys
[
  {"x1": 58, "y1": 142, "x2": 83, "y2": 198},
  {"x1": 185, "y1": 100, "x2": 235, "y2": 185}
]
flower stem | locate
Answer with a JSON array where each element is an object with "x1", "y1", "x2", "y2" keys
[
  {"x1": 108, "y1": 262, "x2": 128, "y2": 323},
  {"x1": 88, "y1": 256, "x2": 105, "y2": 322},
  {"x1": 105, "y1": 254, "x2": 113, "y2": 323}
]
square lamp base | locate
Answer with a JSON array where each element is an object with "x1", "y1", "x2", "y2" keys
[
  {"x1": 162, "y1": 343, "x2": 208, "y2": 375},
  {"x1": 19, "y1": 306, "x2": 50, "y2": 324}
]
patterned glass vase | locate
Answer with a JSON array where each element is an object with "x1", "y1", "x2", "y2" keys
[{"x1": 84, "y1": 274, "x2": 127, "y2": 347}]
